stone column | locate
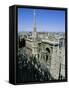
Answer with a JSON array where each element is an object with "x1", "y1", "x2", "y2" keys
[
  {"x1": 60, "y1": 39, "x2": 65, "y2": 78},
  {"x1": 50, "y1": 42, "x2": 60, "y2": 79}
]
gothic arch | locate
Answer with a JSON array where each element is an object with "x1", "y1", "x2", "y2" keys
[
  {"x1": 45, "y1": 47, "x2": 50, "y2": 61},
  {"x1": 44, "y1": 46, "x2": 52, "y2": 69}
]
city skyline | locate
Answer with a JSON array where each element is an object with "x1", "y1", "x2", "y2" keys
[{"x1": 18, "y1": 8, "x2": 65, "y2": 32}]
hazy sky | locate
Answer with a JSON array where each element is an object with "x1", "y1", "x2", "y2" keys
[{"x1": 18, "y1": 8, "x2": 65, "y2": 32}]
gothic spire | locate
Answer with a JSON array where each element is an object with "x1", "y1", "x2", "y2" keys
[{"x1": 33, "y1": 9, "x2": 36, "y2": 32}]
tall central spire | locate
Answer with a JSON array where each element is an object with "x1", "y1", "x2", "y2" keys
[{"x1": 33, "y1": 9, "x2": 36, "y2": 32}]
